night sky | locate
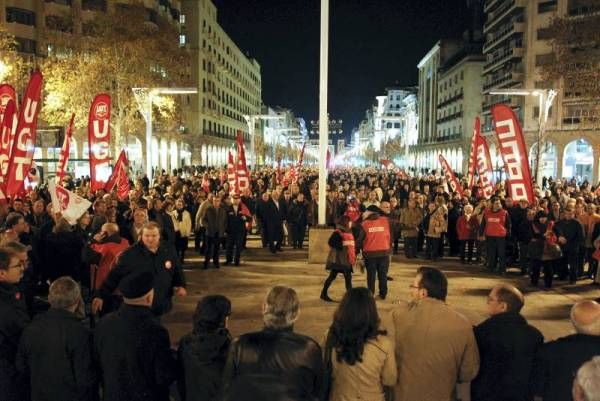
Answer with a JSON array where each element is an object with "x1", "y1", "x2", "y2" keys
[{"x1": 215, "y1": 0, "x2": 471, "y2": 141}]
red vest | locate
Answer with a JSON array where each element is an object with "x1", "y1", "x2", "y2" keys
[
  {"x1": 362, "y1": 216, "x2": 391, "y2": 253},
  {"x1": 338, "y1": 230, "x2": 356, "y2": 266},
  {"x1": 90, "y1": 239, "x2": 130, "y2": 290},
  {"x1": 484, "y1": 209, "x2": 508, "y2": 237}
]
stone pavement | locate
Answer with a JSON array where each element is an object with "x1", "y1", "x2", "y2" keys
[{"x1": 164, "y1": 238, "x2": 600, "y2": 345}]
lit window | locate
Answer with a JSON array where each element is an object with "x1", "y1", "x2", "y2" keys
[
  {"x1": 180, "y1": 14, "x2": 186, "y2": 24},
  {"x1": 179, "y1": 34, "x2": 186, "y2": 46}
]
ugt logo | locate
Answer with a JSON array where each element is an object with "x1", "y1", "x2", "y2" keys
[{"x1": 95, "y1": 102, "x2": 109, "y2": 120}]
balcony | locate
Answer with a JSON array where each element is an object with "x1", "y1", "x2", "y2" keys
[
  {"x1": 484, "y1": 0, "x2": 526, "y2": 33},
  {"x1": 483, "y1": 21, "x2": 525, "y2": 53},
  {"x1": 436, "y1": 111, "x2": 463, "y2": 124},
  {"x1": 82, "y1": 0, "x2": 106, "y2": 12},
  {"x1": 437, "y1": 92, "x2": 464, "y2": 108},
  {"x1": 482, "y1": 96, "x2": 521, "y2": 113},
  {"x1": 484, "y1": 0, "x2": 504, "y2": 13},
  {"x1": 483, "y1": 71, "x2": 524, "y2": 91},
  {"x1": 483, "y1": 46, "x2": 525, "y2": 73}
]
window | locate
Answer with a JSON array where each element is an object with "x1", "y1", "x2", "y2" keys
[
  {"x1": 538, "y1": 0, "x2": 558, "y2": 13},
  {"x1": 179, "y1": 14, "x2": 186, "y2": 24},
  {"x1": 535, "y1": 53, "x2": 554, "y2": 66},
  {"x1": 179, "y1": 34, "x2": 186, "y2": 46},
  {"x1": 82, "y1": 0, "x2": 106, "y2": 11},
  {"x1": 6, "y1": 8, "x2": 36, "y2": 26},
  {"x1": 537, "y1": 27, "x2": 553, "y2": 40},
  {"x1": 15, "y1": 37, "x2": 37, "y2": 54}
]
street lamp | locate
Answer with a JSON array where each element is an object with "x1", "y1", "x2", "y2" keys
[
  {"x1": 132, "y1": 87, "x2": 197, "y2": 182},
  {"x1": 488, "y1": 88, "x2": 558, "y2": 183},
  {"x1": 243, "y1": 114, "x2": 286, "y2": 168}
]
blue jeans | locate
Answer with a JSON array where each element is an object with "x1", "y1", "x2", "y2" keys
[{"x1": 365, "y1": 255, "x2": 390, "y2": 298}]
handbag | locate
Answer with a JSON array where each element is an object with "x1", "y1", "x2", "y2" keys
[{"x1": 544, "y1": 242, "x2": 563, "y2": 260}]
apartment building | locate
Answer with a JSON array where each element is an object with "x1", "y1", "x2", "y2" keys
[
  {"x1": 182, "y1": 0, "x2": 262, "y2": 167},
  {"x1": 482, "y1": 0, "x2": 600, "y2": 182}
]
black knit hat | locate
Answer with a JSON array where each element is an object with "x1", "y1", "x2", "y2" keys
[{"x1": 119, "y1": 272, "x2": 154, "y2": 299}]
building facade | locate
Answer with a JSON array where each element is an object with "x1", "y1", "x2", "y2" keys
[
  {"x1": 182, "y1": 0, "x2": 262, "y2": 167},
  {"x1": 482, "y1": 0, "x2": 600, "y2": 183}
]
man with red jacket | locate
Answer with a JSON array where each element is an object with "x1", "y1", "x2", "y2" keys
[
  {"x1": 356, "y1": 205, "x2": 392, "y2": 300},
  {"x1": 480, "y1": 197, "x2": 511, "y2": 274},
  {"x1": 83, "y1": 223, "x2": 130, "y2": 291}
]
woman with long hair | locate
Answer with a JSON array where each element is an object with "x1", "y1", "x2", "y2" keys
[{"x1": 323, "y1": 287, "x2": 397, "y2": 401}]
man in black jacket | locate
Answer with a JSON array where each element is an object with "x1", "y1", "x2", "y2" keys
[
  {"x1": 534, "y1": 300, "x2": 600, "y2": 401},
  {"x1": 202, "y1": 196, "x2": 228, "y2": 269},
  {"x1": 95, "y1": 272, "x2": 178, "y2": 401},
  {"x1": 555, "y1": 207, "x2": 584, "y2": 283},
  {"x1": 16, "y1": 277, "x2": 96, "y2": 401},
  {"x1": 471, "y1": 284, "x2": 543, "y2": 401},
  {"x1": 225, "y1": 195, "x2": 248, "y2": 266},
  {"x1": 287, "y1": 193, "x2": 308, "y2": 249},
  {"x1": 0, "y1": 248, "x2": 29, "y2": 401},
  {"x1": 223, "y1": 286, "x2": 323, "y2": 401},
  {"x1": 91, "y1": 222, "x2": 186, "y2": 317}
]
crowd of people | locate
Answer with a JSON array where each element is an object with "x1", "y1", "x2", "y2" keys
[{"x1": 0, "y1": 165, "x2": 600, "y2": 401}]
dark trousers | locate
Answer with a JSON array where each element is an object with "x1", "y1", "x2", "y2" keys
[
  {"x1": 449, "y1": 232, "x2": 460, "y2": 256},
  {"x1": 563, "y1": 248, "x2": 578, "y2": 283},
  {"x1": 175, "y1": 234, "x2": 188, "y2": 264},
  {"x1": 531, "y1": 259, "x2": 554, "y2": 288},
  {"x1": 486, "y1": 236, "x2": 506, "y2": 273},
  {"x1": 258, "y1": 220, "x2": 268, "y2": 247},
  {"x1": 365, "y1": 255, "x2": 389, "y2": 298},
  {"x1": 404, "y1": 236, "x2": 417, "y2": 258},
  {"x1": 585, "y1": 247, "x2": 598, "y2": 279},
  {"x1": 322, "y1": 270, "x2": 352, "y2": 294},
  {"x1": 290, "y1": 224, "x2": 306, "y2": 248},
  {"x1": 518, "y1": 241, "x2": 530, "y2": 275},
  {"x1": 226, "y1": 234, "x2": 243, "y2": 264},
  {"x1": 204, "y1": 235, "x2": 221, "y2": 267},
  {"x1": 460, "y1": 239, "x2": 474, "y2": 262},
  {"x1": 417, "y1": 230, "x2": 425, "y2": 253},
  {"x1": 194, "y1": 227, "x2": 205, "y2": 254},
  {"x1": 425, "y1": 237, "x2": 441, "y2": 260}
]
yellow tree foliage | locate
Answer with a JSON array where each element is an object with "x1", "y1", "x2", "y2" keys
[
  {"x1": 0, "y1": 27, "x2": 28, "y2": 90},
  {"x1": 41, "y1": 2, "x2": 191, "y2": 149},
  {"x1": 543, "y1": 9, "x2": 600, "y2": 122}
]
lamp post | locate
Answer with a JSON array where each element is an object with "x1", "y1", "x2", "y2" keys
[
  {"x1": 488, "y1": 88, "x2": 557, "y2": 184},
  {"x1": 243, "y1": 114, "x2": 286, "y2": 168},
  {"x1": 318, "y1": 0, "x2": 329, "y2": 226},
  {"x1": 132, "y1": 87, "x2": 197, "y2": 182}
]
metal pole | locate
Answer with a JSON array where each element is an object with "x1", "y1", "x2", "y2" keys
[
  {"x1": 318, "y1": 0, "x2": 329, "y2": 226},
  {"x1": 535, "y1": 92, "x2": 545, "y2": 184},
  {"x1": 145, "y1": 99, "x2": 153, "y2": 183},
  {"x1": 249, "y1": 117, "x2": 256, "y2": 169}
]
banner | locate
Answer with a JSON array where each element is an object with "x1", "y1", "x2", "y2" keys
[
  {"x1": 104, "y1": 150, "x2": 130, "y2": 201},
  {"x1": 49, "y1": 180, "x2": 92, "y2": 225},
  {"x1": 236, "y1": 131, "x2": 250, "y2": 192},
  {"x1": 88, "y1": 94, "x2": 111, "y2": 192},
  {"x1": 467, "y1": 117, "x2": 479, "y2": 188},
  {"x1": 491, "y1": 104, "x2": 534, "y2": 202},
  {"x1": 227, "y1": 151, "x2": 237, "y2": 194},
  {"x1": 56, "y1": 113, "x2": 75, "y2": 186},
  {"x1": 276, "y1": 156, "x2": 282, "y2": 185},
  {"x1": 475, "y1": 134, "x2": 495, "y2": 199},
  {"x1": 438, "y1": 154, "x2": 464, "y2": 197},
  {"x1": 0, "y1": 100, "x2": 16, "y2": 184},
  {"x1": 5, "y1": 71, "x2": 43, "y2": 197},
  {"x1": 0, "y1": 84, "x2": 16, "y2": 127}
]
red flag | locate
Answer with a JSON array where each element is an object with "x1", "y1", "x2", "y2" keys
[
  {"x1": 326, "y1": 149, "x2": 331, "y2": 170},
  {"x1": 438, "y1": 154, "x2": 464, "y2": 198},
  {"x1": 475, "y1": 134, "x2": 495, "y2": 199},
  {"x1": 227, "y1": 151, "x2": 237, "y2": 194},
  {"x1": 236, "y1": 132, "x2": 250, "y2": 192},
  {"x1": 467, "y1": 117, "x2": 479, "y2": 188},
  {"x1": 0, "y1": 84, "x2": 16, "y2": 127},
  {"x1": 491, "y1": 104, "x2": 534, "y2": 203},
  {"x1": 276, "y1": 156, "x2": 282, "y2": 185},
  {"x1": 56, "y1": 113, "x2": 75, "y2": 185},
  {"x1": 88, "y1": 94, "x2": 111, "y2": 192},
  {"x1": 104, "y1": 150, "x2": 129, "y2": 201},
  {"x1": 5, "y1": 71, "x2": 43, "y2": 197},
  {"x1": 0, "y1": 100, "x2": 16, "y2": 184}
]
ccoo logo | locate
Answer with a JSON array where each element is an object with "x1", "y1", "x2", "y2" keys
[
  {"x1": 95, "y1": 102, "x2": 109, "y2": 120},
  {"x1": 56, "y1": 186, "x2": 70, "y2": 210}
]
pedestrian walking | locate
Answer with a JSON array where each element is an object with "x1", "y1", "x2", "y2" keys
[{"x1": 320, "y1": 215, "x2": 355, "y2": 302}]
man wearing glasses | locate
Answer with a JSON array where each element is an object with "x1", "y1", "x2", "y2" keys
[{"x1": 0, "y1": 248, "x2": 29, "y2": 401}]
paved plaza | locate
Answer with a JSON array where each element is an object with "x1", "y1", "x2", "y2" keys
[{"x1": 164, "y1": 236, "x2": 600, "y2": 345}]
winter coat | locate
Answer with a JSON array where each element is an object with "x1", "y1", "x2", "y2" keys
[
  {"x1": 528, "y1": 221, "x2": 561, "y2": 261},
  {"x1": 178, "y1": 329, "x2": 231, "y2": 401},
  {"x1": 456, "y1": 214, "x2": 477, "y2": 241},
  {"x1": 471, "y1": 312, "x2": 543, "y2": 401},
  {"x1": 327, "y1": 335, "x2": 397, "y2": 401},
  {"x1": 553, "y1": 218, "x2": 584, "y2": 252},
  {"x1": 172, "y1": 209, "x2": 193, "y2": 238},
  {"x1": 391, "y1": 298, "x2": 480, "y2": 401},
  {"x1": 94, "y1": 304, "x2": 177, "y2": 401},
  {"x1": 326, "y1": 229, "x2": 355, "y2": 272},
  {"x1": 223, "y1": 327, "x2": 323, "y2": 401},
  {"x1": 399, "y1": 207, "x2": 423, "y2": 238},
  {"x1": 16, "y1": 308, "x2": 97, "y2": 401},
  {"x1": 83, "y1": 235, "x2": 130, "y2": 290},
  {"x1": 534, "y1": 334, "x2": 600, "y2": 401},
  {"x1": 43, "y1": 230, "x2": 84, "y2": 281},
  {"x1": 426, "y1": 206, "x2": 448, "y2": 238},
  {"x1": 202, "y1": 205, "x2": 228, "y2": 238},
  {"x1": 0, "y1": 282, "x2": 30, "y2": 401},
  {"x1": 97, "y1": 242, "x2": 186, "y2": 316},
  {"x1": 288, "y1": 200, "x2": 308, "y2": 227}
]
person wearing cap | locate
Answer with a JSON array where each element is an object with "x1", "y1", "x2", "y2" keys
[
  {"x1": 177, "y1": 295, "x2": 232, "y2": 401},
  {"x1": 91, "y1": 221, "x2": 186, "y2": 317},
  {"x1": 554, "y1": 207, "x2": 584, "y2": 284},
  {"x1": 94, "y1": 271, "x2": 178, "y2": 401},
  {"x1": 355, "y1": 204, "x2": 392, "y2": 300}
]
